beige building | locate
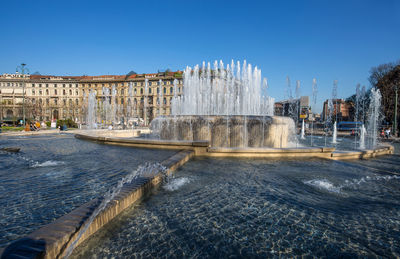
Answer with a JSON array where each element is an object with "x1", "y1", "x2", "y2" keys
[{"x1": 0, "y1": 71, "x2": 183, "y2": 125}]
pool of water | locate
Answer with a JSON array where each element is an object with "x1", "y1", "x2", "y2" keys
[
  {"x1": 296, "y1": 135, "x2": 388, "y2": 151},
  {"x1": 0, "y1": 133, "x2": 176, "y2": 247},
  {"x1": 72, "y1": 154, "x2": 400, "y2": 258}
]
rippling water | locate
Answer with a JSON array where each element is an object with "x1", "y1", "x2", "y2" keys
[
  {"x1": 72, "y1": 154, "x2": 400, "y2": 258},
  {"x1": 0, "y1": 133, "x2": 176, "y2": 247}
]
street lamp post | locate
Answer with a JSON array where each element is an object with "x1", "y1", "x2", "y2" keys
[
  {"x1": 16, "y1": 63, "x2": 29, "y2": 126},
  {"x1": 394, "y1": 85, "x2": 398, "y2": 137}
]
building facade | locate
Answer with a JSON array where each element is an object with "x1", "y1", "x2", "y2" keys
[
  {"x1": 0, "y1": 71, "x2": 183, "y2": 125},
  {"x1": 274, "y1": 96, "x2": 311, "y2": 122},
  {"x1": 322, "y1": 98, "x2": 352, "y2": 122}
]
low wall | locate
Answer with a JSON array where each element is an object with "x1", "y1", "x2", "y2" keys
[
  {"x1": 75, "y1": 133, "x2": 209, "y2": 156},
  {"x1": 151, "y1": 115, "x2": 296, "y2": 148},
  {"x1": 0, "y1": 150, "x2": 194, "y2": 259},
  {"x1": 74, "y1": 132, "x2": 394, "y2": 159}
]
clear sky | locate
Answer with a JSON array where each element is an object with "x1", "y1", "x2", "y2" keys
[{"x1": 1, "y1": 0, "x2": 399, "y2": 112}]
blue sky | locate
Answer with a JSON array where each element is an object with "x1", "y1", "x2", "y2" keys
[{"x1": 1, "y1": 0, "x2": 399, "y2": 112}]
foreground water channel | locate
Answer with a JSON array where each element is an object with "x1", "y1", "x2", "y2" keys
[
  {"x1": 1, "y1": 134, "x2": 400, "y2": 257},
  {"x1": 71, "y1": 145, "x2": 400, "y2": 258},
  {"x1": 0, "y1": 134, "x2": 176, "y2": 247}
]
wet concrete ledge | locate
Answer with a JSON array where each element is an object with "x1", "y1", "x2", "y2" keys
[
  {"x1": 74, "y1": 133, "x2": 394, "y2": 159},
  {"x1": 0, "y1": 150, "x2": 194, "y2": 259}
]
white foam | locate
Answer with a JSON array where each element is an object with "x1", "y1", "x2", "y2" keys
[
  {"x1": 164, "y1": 177, "x2": 190, "y2": 191},
  {"x1": 305, "y1": 174, "x2": 400, "y2": 194},
  {"x1": 31, "y1": 160, "x2": 65, "y2": 168},
  {"x1": 304, "y1": 179, "x2": 341, "y2": 193}
]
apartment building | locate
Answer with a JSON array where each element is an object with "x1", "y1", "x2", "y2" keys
[{"x1": 0, "y1": 71, "x2": 183, "y2": 125}]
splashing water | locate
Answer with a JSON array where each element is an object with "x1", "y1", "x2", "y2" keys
[
  {"x1": 163, "y1": 177, "x2": 191, "y2": 191},
  {"x1": 332, "y1": 121, "x2": 337, "y2": 144},
  {"x1": 171, "y1": 60, "x2": 274, "y2": 116},
  {"x1": 367, "y1": 88, "x2": 382, "y2": 148},
  {"x1": 30, "y1": 160, "x2": 65, "y2": 168},
  {"x1": 300, "y1": 119, "x2": 305, "y2": 139},
  {"x1": 304, "y1": 174, "x2": 400, "y2": 194},
  {"x1": 359, "y1": 124, "x2": 366, "y2": 149},
  {"x1": 304, "y1": 179, "x2": 341, "y2": 193},
  {"x1": 63, "y1": 163, "x2": 166, "y2": 258}
]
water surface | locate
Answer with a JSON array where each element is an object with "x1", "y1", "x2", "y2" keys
[
  {"x1": 72, "y1": 154, "x2": 400, "y2": 258},
  {"x1": 0, "y1": 134, "x2": 176, "y2": 247}
]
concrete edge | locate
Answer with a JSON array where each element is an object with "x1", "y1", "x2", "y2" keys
[
  {"x1": 329, "y1": 146, "x2": 394, "y2": 160},
  {"x1": 74, "y1": 133, "x2": 395, "y2": 160},
  {"x1": 0, "y1": 150, "x2": 194, "y2": 259}
]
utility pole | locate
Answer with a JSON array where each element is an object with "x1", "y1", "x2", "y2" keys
[
  {"x1": 16, "y1": 63, "x2": 29, "y2": 126},
  {"x1": 394, "y1": 85, "x2": 398, "y2": 137}
]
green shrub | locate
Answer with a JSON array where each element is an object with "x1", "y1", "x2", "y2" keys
[{"x1": 56, "y1": 118, "x2": 77, "y2": 128}]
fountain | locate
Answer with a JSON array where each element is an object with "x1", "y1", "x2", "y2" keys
[
  {"x1": 151, "y1": 60, "x2": 294, "y2": 148},
  {"x1": 359, "y1": 124, "x2": 366, "y2": 149},
  {"x1": 1, "y1": 60, "x2": 396, "y2": 259},
  {"x1": 86, "y1": 90, "x2": 97, "y2": 129},
  {"x1": 310, "y1": 78, "x2": 317, "y2": 146},
  {"x1": 367, "y1": 88, "x2": 382, "y2": 148},
  {"x1": 332, "y1": 121, "x2": 337, "y2": 144},
  {"x1": 300, "y1": 119, "x2": 305, "y2": 139}
]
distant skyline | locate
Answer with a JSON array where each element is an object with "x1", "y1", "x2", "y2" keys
[{"x1": 1, "y1": 0, "x2": 399, "y2": 112}]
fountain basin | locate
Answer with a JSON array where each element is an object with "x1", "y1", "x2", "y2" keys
[{"x1": 151, "y1": 115, "x2": 295, "y2": 148}]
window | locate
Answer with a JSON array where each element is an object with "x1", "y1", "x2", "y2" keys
[
  {"x1": 46, "y1": 84, "x2": 49, "y2": 88},
  {"x1": 163, "y1": 87, "x2": 166, "y2": 94},
  {"x1": 121, "y1": 98, "x2": 124, "y2": 104},
  {"x1": 149, "y1": 88, "x2": 152, "y2": 94},
  {"x1": 69, "y1": 89, "x2": 72, "y2": 95},
  {"x1": 76, "y1": 99, "x2": 78, "y2": 105},
  {"x1": 140, "y1": 88, "x2": 143, "y2": 94},
  {"x1": 170, "y1": 87, "x2": 173, "y2": 94},
  {"x1": 55, "y1": 89, "x2": 57, "y2": 95},
  {"x1": 121, "y1": 89, "x2": 124, "y2": 95},
  {"x1": 46, "y1": 99, "x2": 49, "y2": 105},
  {"x1": 134, "y1": 88, "x2": 137, "y2": 95},
  {"x1": 54, "y1": 99, "x2": 58, "y2": 105},
  {"x1": 163, "y1": 97, "x2": 167, "y2": 105},
  {"x1": 39, "y1": 84, "x2": 42, "y2": 88},
  {"x1": 63, "y1": 84, "x2": 66, "y2": 88},
  {"x1": 46, "y1": 89, "x2": 49, "y2": 95},
  {"x1": 75, "y1": 90, "x2": 78, "y2": 95},
  {"x1": 149, "y1": 82, "x2": 152, "y2": 86},
  {"x1": 39, "y1": 90, "x2": 42, "y2": 95},
  {"x1": 75, "y1": 84, "x2": 78, "y2": 88},
  {"x1": 32, "y1": 90, "x2": 35, "y2": 95},
  {"x1": 69, "y1": 84, "x2": 72, "y2": 88},
  {"x1": 63, "y1": 89, "x2": 66, "y2": 95},
  {"x1": 54, "y1": 84, "x2": 57, "y2": 88},
  {"x1": 32, "y1": 83, "x2": 35, "y2": 87},
  {"x1": 63, "y1": 99, "x2": 66, "y2": 105},
  {"x1": 157, "y1": 88, "x2": 159, "y2": 94}
]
